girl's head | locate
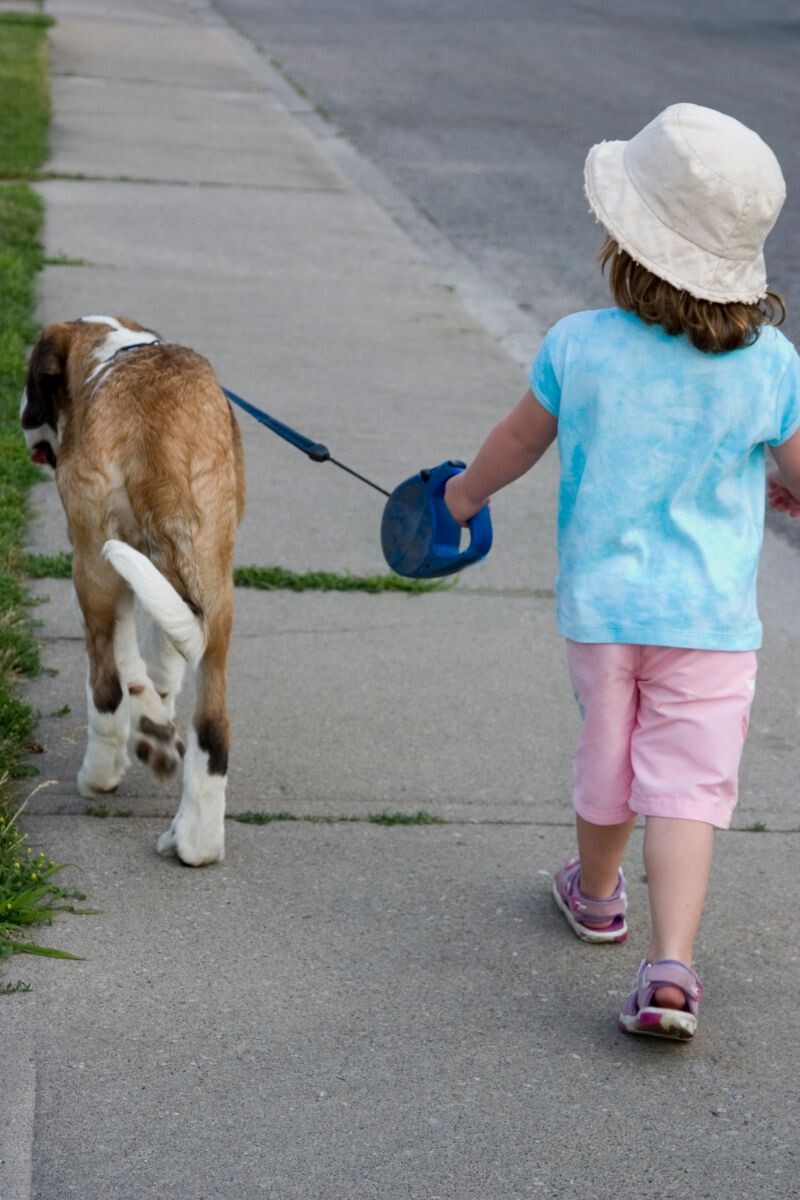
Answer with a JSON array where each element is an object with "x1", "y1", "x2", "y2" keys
[
  {"x1": 585, "y1": 104, "x2": 786, "y2": 353},
  {"x1": 599, "y1": 233, "x2": 785, "y2": 353}
]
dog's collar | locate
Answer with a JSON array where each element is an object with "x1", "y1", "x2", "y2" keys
[
  {"x1": 105, "y1": 339, "x2": 164, "y2": 365},
  {"x1": 87, "y1": 339, "x2": 165, "y2": 390}
]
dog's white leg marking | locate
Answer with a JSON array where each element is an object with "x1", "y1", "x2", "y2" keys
[
  {"x1": 157, "y1": 725, "x2": 226, "y2": 865},
  {"x1": 77, "y1": 675, "x2": 130, "y2": 797},
  {"x1": 114, "y1": 590, "x2": 184, "y2": 778},
  {"x1": 142, "y1": 618, "x2": 186, "y2": 722}
]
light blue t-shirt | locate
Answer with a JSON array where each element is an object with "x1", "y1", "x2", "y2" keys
[{"x1": 530, "y1": 308, "x2": 800, "y2": 650}]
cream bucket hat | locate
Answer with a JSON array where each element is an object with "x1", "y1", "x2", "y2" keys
[{"x1": 584, "y1": 103, "x2": 785, "y2": 303}]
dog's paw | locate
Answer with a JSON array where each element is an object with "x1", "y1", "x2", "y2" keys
[
  {"x1": 78, "y1": 751, "x2": 127, "y2": 797},
  {"x1": 134, "y1": 715, "x2": 185, "y2": 779},
  {"x1": 77, "y1": 771, "x2": 120, "y2": 798},
  {"x1": 156, "y1": 815, "x2": 224, "y2": 866}
]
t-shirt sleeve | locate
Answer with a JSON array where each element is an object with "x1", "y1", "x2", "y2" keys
[
  {"x1": 768, "y1": 346, "x2": 800, "y2": 446},
  {"x1": 529, "y1": 329, "x2": 561, "y2": 417}
]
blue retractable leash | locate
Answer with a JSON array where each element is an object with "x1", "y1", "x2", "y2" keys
[{"x1": 223, "y1": 388, "x2": 492, "y2": 579}]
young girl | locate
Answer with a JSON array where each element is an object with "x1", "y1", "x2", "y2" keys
[{"x1": 445, "y1": 103, "x2": 800, "y2": 1041}]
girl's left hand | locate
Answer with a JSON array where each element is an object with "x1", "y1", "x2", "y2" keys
[
  {"x1": 767, "y1": 471, "x2": 800, "y2": 517},
  {"x1": 444, "y1": 474, "x2": 484, "y2": 527}
]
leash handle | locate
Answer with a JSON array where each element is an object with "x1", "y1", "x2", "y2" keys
[{"x1": 223, "y1": 387, "x2": 330, "y2": 462}]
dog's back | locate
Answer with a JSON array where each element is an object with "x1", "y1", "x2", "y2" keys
[{"x1": 57, "y1": 338, "x2": 244, "y2": 618}]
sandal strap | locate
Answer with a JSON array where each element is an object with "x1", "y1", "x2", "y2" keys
[
  {"x1": 570, "y1": 891, "x2": 626, "y2": 920},
  {"x1": 639, "y1": 959, "x2": 703, "y2": 1012},
  {"x1": 563, "y1": 860, "x2": 626, "y2": 920}
]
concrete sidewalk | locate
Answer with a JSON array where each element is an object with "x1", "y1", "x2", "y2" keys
[{"x1": 3, "y1": 1, "x2": 799, "y2": 1196}]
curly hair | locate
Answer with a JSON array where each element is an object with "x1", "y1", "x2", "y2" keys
[{"x1": 599, "y1": 234, "x2": 785, "y2": 354}]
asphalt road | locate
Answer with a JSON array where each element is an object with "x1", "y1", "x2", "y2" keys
[{"x1": 213, "y1": 0, "x2": 800, "y2": 343}]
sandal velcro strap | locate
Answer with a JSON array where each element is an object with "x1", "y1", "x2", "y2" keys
[
  {"x1": 552, "y1": 857, "x2": 628, "y2": 944},
  {"x1": 640, "y1": 960, "x2": 703, "y2": 1011},
  {"x1": 570, "y1": 890, "x2": 626, "y2": 920}
]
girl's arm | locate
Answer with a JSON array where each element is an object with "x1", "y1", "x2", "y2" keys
[
  {"x1": 444, "y1": 389, "x2": 558, "y2": 525},
  {"x1": 769, "y1": 424, "x2": 800, "y2": 517}
]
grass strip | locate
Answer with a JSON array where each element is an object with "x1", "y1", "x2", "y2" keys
[
  {"x1": 1, "y1": 797, "x2": 92, "y2": 992},
  {"x1": 0, "y1": 14, "x2": 91, "y2": 987},
  {"x1": 0, "y1": 187, "x2": 44, "y2": 781},
  {"x1": 234, "y1": 565, "x2": 447, "y2": 594},
  {"x1": 22, "y1": 550, "x2": 72, "y2": 578},
  {"x1": 367, "y1": 810, "x2": 446, "y2": 825},
  {"x1": 0, "y1": 12, "x2": 52, "y2": 180},
  {"x1": 226, "y1": 809, "x2": 446, "y2": 826},
  {"x1": 24, "y1": 553, "x2": 451, "y2": 594}
]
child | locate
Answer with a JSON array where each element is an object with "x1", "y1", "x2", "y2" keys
[{"x1": 445, "y1": 103, "x2": 800, "y2": 1041}]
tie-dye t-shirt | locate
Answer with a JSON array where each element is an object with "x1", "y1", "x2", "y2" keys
[{"x1": 530, "y1": 308, "x2": 800, "y2": 650}]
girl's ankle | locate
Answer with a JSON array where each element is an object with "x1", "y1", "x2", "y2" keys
[
  {"x1": 578, "y1": 870, "x2": 621, "y2": 900},
  {"x1": 647, "y1": 948, "x2": 694, "y2": 968},
  {"x1": 577, "y1": 870, "x2": 622, "y2": 928}
]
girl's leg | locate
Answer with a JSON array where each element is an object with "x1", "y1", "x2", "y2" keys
[
  {"x1": 644, "y1": 816, "x2": 714, "y2": 1008},
  {"x1": 562, "y1": 643, "x2": 640, "y2": 928},
  {"x1": 577, "y1": 813, "x2": 637, "y2": 895},
  {"x1": 576, "y1": 813, "x2": 637, "y2": 925},
  {"x1": 630, "y1": 647, "x2": 755, "y2": 1010}
]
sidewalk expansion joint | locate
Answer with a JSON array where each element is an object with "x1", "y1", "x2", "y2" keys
[
  {"x1": 34, "y1": 171, "x2": 346, "y2": 194},
  {"x1": 454, "y1": 587, "x2": 555, "y2": 599},
  {"x1": 26, "y1": 808, "x2": 800, "y2": 834},
  {"x1": 52, "y1": 71, "x2": 262, "y2": 93}
]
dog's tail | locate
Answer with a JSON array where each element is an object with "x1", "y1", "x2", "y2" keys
[{"x1": 102, "y1": 539, "x2": 206, "y2": 667}]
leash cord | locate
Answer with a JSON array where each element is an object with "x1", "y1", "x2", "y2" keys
[
  {"x1": 328, "y1": 458, "x2": 391, "y2": 498},
  {"x1": 223, "y1": 387, "x2": 390, "y2": 497}
]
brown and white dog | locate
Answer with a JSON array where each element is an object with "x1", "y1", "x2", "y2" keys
[{"x1": 21, "y1": 316, "x2": 246, "y2": 865}]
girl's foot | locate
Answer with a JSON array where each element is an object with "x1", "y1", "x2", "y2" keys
[
  {"x1": 552, "y1": 857, "x2": 628, "y2": 943},
  {"x1": 619, "y1": 960, "x2": 702, "y2": 1040},
  {"x1": 652, "y1": 983, "x2": 688, "y2": 1008}
]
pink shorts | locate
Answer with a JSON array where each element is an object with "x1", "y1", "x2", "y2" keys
[{"x1": 566, "y1": 641, "x2": 758, "y2": 830}]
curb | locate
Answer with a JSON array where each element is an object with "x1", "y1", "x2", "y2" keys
[{"x1": 195, "y1": 0, "x2": 544, "y2": 366}]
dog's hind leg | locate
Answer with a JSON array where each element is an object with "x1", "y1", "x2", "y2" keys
[
  {"x1": 157, "y1": 598, "x2": 231, "y2": 866},
  {"x1": 142, "y1": 619, "x2": 186, "y2": 722},
  {"x1": 114, "y1": 589, "x2": 185, "y2": 779},
  {"x1": 73, "y1": 555, "x2": 130, "y2": 798}
]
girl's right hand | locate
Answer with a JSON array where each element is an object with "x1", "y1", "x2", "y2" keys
[{"x1": 767, "y1": 470, "x2": 800, "y2": 517}]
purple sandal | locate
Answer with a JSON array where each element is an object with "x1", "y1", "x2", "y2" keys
[
  {"x1": 551, "y1": 857, "x2": 628, "y2": 944},
  {"x1": 619, "y1": 959, "x2": 702, "y2": 1041}
]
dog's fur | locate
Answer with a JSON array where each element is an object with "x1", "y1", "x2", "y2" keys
[{"x1": 21, "y1": 316, "x2": 245, "y2": 864}]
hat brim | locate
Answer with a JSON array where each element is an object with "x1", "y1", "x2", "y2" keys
[{"x1": 584, "y1": 139, "x2": 768, "y2": 304}]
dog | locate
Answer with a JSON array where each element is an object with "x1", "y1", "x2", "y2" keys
[{"x1": 21, "y1": 316, "x2": 246, "y2": 865}]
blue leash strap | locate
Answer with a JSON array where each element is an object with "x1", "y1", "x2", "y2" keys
[
  {"x1": 223, "y1": 386, "x2": 391, "y2": 498},
  {"x1": 223, "y1": 387, "x2": 330, "y2": 462}
]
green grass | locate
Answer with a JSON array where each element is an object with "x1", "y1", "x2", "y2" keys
[
  {"x1": 233, "y1": 564, "x2": 447, "y2": 594},
  {"x1": 0, "y1": 13, "x2": 92, "y2": 986},
  {"x1": 1, "y1": 797, "x2": 91, "y2": 986},
  {"x1": 226, "y1": 809, "x2": 446, "y2": 826},
  {"x1": 23, "y1": 551, "x2": 72, "y2": 579},
  {"x1": 0, "y1": 186, "x2": 45, "y2": 784},
  {"x1": 24, "y1": 553, "x2": 450, "y2": 594},
  {"x1": 43, "y1": 253, "x2": 90, "y2": 267},
  {"x1": 84, "y1": 803, "x2": 132, "y2": 819},
  {"x1": 0, "y1": 13, "x2": 52, "y2": 180}
]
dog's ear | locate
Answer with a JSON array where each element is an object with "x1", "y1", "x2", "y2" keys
[
  {"x1": 29, "y1": 321, "x2": 72, "y2": 380},
  {"x1": 22, "y1": 322, "x2": 73, "y2": 432},
  {"x1": 21, "y1": 323, "x2": 74, "y2": 469}
]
